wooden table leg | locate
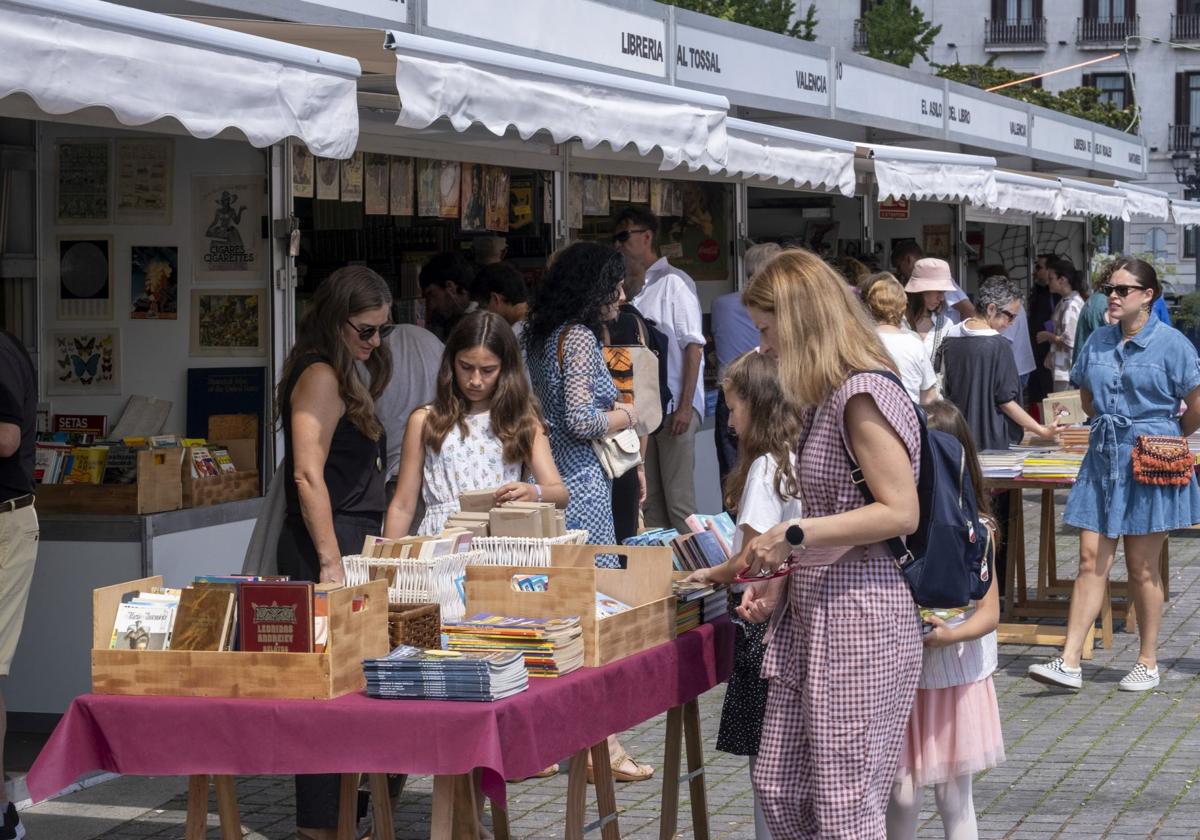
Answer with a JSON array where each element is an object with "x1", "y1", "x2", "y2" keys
[
  {"x1": 185, "y1": 775, "x2": 209, "y2": 840},
  {"x1": 337, "y1": 773, "x2": 360, "y2": 840},
  {"x1": 367, "y1": 774, "x2": 395, "y2": 840},
  {"x1": 659, "y1": 706, "x2": 684, "y2": 840},
  {"x1": 564, "y1": 748, "x2": 591, "y2": 840},
  {"x1": 431, "y1": 775, "x2": 456, "y2": 840},
  {"x1": 1003, "y1": 489, "x2": 1025, "y2": 616},
  {"x1": 1037, "y1": 490, "x2": 1053, "y2": 598},
  {"x1": 589, "y1": 737, "x2": 621, "y2": 840},
  {"x1": 682, "y1": 699, "x2": 710, "y2": 840},
  {"x1": 451, "y1": 774, "x2": 481, "y2": 840},
  {"x1": 212, "y1": 776, "x2": 240, "y2": 840},
  {"x1": 491, "y1": 798, "x2": 512, "y2": 840}
]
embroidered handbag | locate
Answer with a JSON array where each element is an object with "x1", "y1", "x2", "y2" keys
[{"x1": 1132, "y1": 435, "x2": 1194, "y2": 486}]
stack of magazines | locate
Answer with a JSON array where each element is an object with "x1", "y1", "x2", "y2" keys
[
  {"x1": 363, "y1": 645, "x2": 528, "y2": 701},
  {"x1": 442, "y1": 614, "x2": 584, "y2": 677}
]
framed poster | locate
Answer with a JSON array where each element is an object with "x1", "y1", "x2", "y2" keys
[
  {"x1": 56, "y1": 139, "x2": 111, "y2": 224},
  {"x1": 460, "y1": 163, "x2": 487, "y2": 231},
  {"x1": 115, "y1": 138, "x2": 172, "y2": 224},
  {"x1": 57, "y1": 236, "x2": 113, "y2": 320},
  {"x1": 48, "y1": 328, "x2": 120, "y2": 395},
  {"x1": 650, "y1": 179, "x2": 665, "y2": 216},
  {"x1": 509, "y1": 174, "x2": 536, "y2": 231},
  {"x1": 416, "y1": 159, "x2": 439, "y2": 216},
  {"x1": 340, "y1": 152, "x2": 364, "y2": 202},
  {"x1": 582, "y1": 174, "x2": 609, "y2": 217},
  {"x1": 923, "y1": 224, "x2": 952, "y2": 259},
  {"x1": 630, "y1": 177, "x2": 650, "y2": 204},
  {"x1": 363, "y1": 153, "x2": 389, "y2": 215},
  {"x1": 130, "y1": 246, "x2": 179, "y2": 320},
  {"x1": 609, "y1": 176, "x2": 630, "y2": 202},
  {"x1": 389, "y1": 157, "x2": 414, "y2": 215},
  {"x1": 438, "y1": 161, "x2": 461, "y2": 219},
  {"x1": 484, "y1": 166, "x2": 510, "y2": 232},
  {"x1": 567, "y1": 173, "x2": 584, "y2": 229},
  {"x1": 190, "y1": 289, "x2": 267, "y2": 356},
  {"x1": 315, "y1": 158, "x2": 339, "y2": 200},
  {"x1": 291, "y1": 144, "x2": 314, "y2": 199},
  {"x1": 192, "y1": 175, "x2": 265, "y2": 283}
]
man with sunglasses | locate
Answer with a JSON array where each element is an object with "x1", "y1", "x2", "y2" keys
[{"x1": 612, "y1": 206, "x2": 705, "y2": 533}]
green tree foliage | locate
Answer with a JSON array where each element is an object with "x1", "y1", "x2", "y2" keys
[
  {"x1": 861, "y1": 0, "x2": 941, "y2": 68},
  {"x1": 664, "y1": 0, "x2": 818, "y2": 41},
  {"x1": 936, "y1": 62, "x2": 1138, "y2": 133}
]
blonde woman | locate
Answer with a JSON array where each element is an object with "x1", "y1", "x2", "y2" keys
[
  {"x1": 863, "y1": 273, "x2": 938, "y2": 404},
  {"x1": 738, "y1": 249, "x2": 923, "y2": 839}
]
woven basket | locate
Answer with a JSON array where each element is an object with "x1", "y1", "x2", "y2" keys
[
  {"x1": 388, "y1": 602, "x2": 441, "y2": 651},
  {"x1": 472, "y1": 529, "x2": 589, "y2": 567}
]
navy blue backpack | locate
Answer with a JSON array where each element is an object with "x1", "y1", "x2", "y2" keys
[{"x1": 842, "y1": 372, "x2": 991, "y2": 608}]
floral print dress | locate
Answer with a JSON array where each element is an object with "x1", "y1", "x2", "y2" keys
[{"x1": 417, "y1": 410, "x2": 521, "y2": 536}]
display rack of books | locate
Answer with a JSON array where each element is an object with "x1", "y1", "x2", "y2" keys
[
  {"x1": 92, "y1": 575, "x2": 387, "y2": 699},
  {"x1": 443, "y1": 614, "x2": 584, "y2": 677},
  {"x1": 180, "y1": 438, "x2": 259, "y2": 508},
  {"x1": 363, "y1": 645, "x2": 529, "y2": 701},
  {"x1": 624, "y1": 511, "x2": 737, "y2": 572}
]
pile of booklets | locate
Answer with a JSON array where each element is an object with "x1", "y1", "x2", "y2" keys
[
  {"x1": 978, "y1": 450, "x2": 1026, "y2": 479},
  {"x1": 448, "y1": 490, "x2": 568, "y2": 538},
  {"x1": 442, "y1": 614, "x2": 584, "y2": 677},
  {"x1": 672, "y1": 581, "x2": 727, "y2": 635},
  {"x1": 624, "y1": 512, "x2": 737, "y2": 573},
  {"x1": 1021, "y1": 451, "x2": 1085, "y2": 481},
  {"x1": 363, "y1": 645, "x2": 529, "y2": 701}
]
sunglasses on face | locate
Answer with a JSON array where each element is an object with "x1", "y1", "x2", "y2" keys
[
  {"x1": 612, "y1": 228, "x2": 649, "y2": 244},
  {"x1": 995, "y1": 307, "x2": 1019, "y2": 324},
  {"x1": 1100, "y1": 284, "x2": 1146, "y2": 298},
  {"x1": 346, "y1": 319, "x2": 395, "y2": 341}
]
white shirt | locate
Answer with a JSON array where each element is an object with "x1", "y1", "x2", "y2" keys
[
  {"x1": 732, "y1": 453, "x2": 803, "y2": 590},
  {"x1": 373, "y1": 325, "x2": 445, "y2": 479},
  {"x1": 943, "y1": 283, "x2": 968, "y2": 324},
  {"x1": 1051, "y1": 292, "x2": 1084, "y2": 383},
  {"x1": 631, "y1": 257, "x2": 706, "y2": 419},
  {"x1": 877, "y1": 329, "x2": 937, "y2": 402}
]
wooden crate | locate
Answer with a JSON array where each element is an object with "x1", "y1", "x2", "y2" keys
[
  {"x1": 464, "y1": 544, "x2": 675, "y2": 667},
  {"x1": 91, "y1": 576, "x2": 389, "y2": 699},
  {"x1": 36, "y1": 448, "x2": 185, "y2": 515},
  {"x1": 182, "y1": 439, "x2": 260, "y2": 508}
]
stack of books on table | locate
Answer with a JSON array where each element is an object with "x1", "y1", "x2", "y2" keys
[
  {"x1": 672, "y1": 581, "x2": 727, "y2": 635},
  {"x1": 363, "y1": 645, "x2": 529, "y2": 701},
  {"x1": 442, "y1": 613, "x2": 584, "y2": 677},
  {"x1": 1021, "y1": 451, "x2": 1085, "y2": 481},
  {"x1": 1058, "y1": 427, "x2": 1090, "y2": 449},
  {"x1": 979, "y1": 450, "x2": 1027, "y2": 479}
]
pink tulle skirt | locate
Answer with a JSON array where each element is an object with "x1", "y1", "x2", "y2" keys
[{"x1": 895, "y1": 676, "x2": 1006, "y2": 788}]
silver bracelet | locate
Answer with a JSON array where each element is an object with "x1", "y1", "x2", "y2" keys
[{"x1": 615, "y1": 405, "x2": 634, "y2": 430}]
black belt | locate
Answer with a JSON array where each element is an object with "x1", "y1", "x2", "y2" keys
[{"x1": 0, "y1": 493, "x2": 34, "y2": 513}]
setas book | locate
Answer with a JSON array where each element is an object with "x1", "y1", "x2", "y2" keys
[{"x1": 238, "y1": 582, "x2": 314, "y2": 652}]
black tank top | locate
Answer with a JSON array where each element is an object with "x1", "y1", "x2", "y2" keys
[{"x1": 281, "y1": 355, "x2": 386, "y2": 517}]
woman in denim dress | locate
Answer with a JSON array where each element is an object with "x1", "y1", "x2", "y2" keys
[{"x1": 1029, "y1": 257, "x2": 1200, "y2": 693}]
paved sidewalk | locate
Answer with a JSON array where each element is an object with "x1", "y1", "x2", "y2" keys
[{"x1": 18, "y1": 491, "x2": 1200, "y2": 838}]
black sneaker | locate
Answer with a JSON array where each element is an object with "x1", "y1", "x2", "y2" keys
[{"x1": 1, "y1": 802, "x2": 25, "y2": 840}]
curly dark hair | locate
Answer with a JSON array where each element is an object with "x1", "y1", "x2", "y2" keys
[{"x1": 524, "y1": 241, "x2": 625, "y2": 354}]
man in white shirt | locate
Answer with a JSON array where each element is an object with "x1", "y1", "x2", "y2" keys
[{"x1": 614, "y1": 207, "x2": 705, "y2": 533}]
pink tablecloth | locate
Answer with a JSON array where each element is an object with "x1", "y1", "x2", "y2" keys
[{"x1": 27, "y1": 618, "x2": 733, "y2": 807}]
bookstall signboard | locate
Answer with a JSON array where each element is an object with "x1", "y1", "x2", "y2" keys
[{"x1": 879, "y1": 197, "x2": 910, "y2": 220}]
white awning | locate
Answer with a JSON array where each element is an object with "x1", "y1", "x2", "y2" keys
[
  {"x1": 867, "y1": 145, "x2": 997, "y2": 205},
  {"x1": 989, "y1": 170, "x2": 1063, "y2": 219},
  {"x1": 722, "y1": 119, "x2": 856, "y2": 197},
  {"x1": 1116, "y1": 181, "x2": 1170, "y2": 222},
  {"x1": 384, "y1": 31, "x2": 728, "y2": 172},
  {"x1": 0, "y1": 0, "x2": 362, "y2": 158},
  {"x1": 1172, "y1": 199, "x2": 1200, "y2": 227},
  {"x1": 1058, "y1": 178, "x2": 1127, "y2": 220}
]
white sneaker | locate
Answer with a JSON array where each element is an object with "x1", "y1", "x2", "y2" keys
[
  {"x1": 1027, "y1": 656, "x2": 1082, "y2": 690},
  {"x1": 1118, "y1": 662, "x2": 1160, "y2": 692}
]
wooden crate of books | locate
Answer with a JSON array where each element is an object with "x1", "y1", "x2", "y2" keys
[
  {"x1": 35, "y1": 448, "x2": 185, "y2": 515},
  {"x1": 91, "y1": 576, "x2": 388, "y2": 699},
  {"x1": 181, "y1": 439, "x2": 259, "y2": 508},
  {"x1": 464, "y1": 545, "x2": 675, "y2": 667}
]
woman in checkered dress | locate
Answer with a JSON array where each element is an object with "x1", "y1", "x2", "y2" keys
[{"x1": 737, "y1": 249, "x2": 923, "y2": 839}]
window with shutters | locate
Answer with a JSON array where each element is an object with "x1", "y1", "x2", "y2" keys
[{"x1": 1085, "y1": 73, "x2": 1132, "y2": 110}]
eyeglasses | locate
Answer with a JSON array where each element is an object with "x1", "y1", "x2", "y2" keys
[
  {"x1": 995, "y1": 307, "x2": 1020, "y2": 324},
  {"x1": 612, "y1": 228, "x2": 649, "y2": 244},
  {"x1": 346, "y1": 320, "x2": 395, "y2": 341},
  {"x1": 1100, "y1": 284, "x2": 1146, "y2": 298}
]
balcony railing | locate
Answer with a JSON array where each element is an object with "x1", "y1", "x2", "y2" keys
[
  {"x1": 853, "y1": 19, "x2": 868, "y2": 52},
  {"x1": 1171, "y1": 124, "x2": 1200, "y2": 152},
  {"x1": 1076, "y1": 16, "x2": 1139, "y2": 44},
  {"x1": 1173, "y1": 13, "x2": 1200, "y2": 41},
  {"x1": 984, "y1": 17, "x2": 1047, "y2": 48}
]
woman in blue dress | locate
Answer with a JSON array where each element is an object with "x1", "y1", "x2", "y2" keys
[{"x1": 1029, "y1": 257, "x2": 1200, "y2": 693}]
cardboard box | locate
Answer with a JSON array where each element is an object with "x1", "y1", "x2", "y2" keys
[
  {"x1": 489, "y1": 507, "x2": 543, "y2": 538},
  {"x1": 35, "y1": 448, "x2": 185, "y2": 515},
  {"x1": 459, "y1": 488, "x2": 499, "y2": 513},
  {"x1": 503, "y1": 501, "x2": 557, "y2": 537}
]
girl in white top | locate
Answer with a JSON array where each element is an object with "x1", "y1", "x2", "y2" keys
[
  {"x1": 383, "y1": 310, "x2": 567, "y2": 538},
  {"x1": 1037, "y1": 259, "x2": 1086, "y2": 391},
  {"x1": 684, "y1": 350, "x2": 802, "y2": 840},
  {"x1": 864, "y1": 273, "x2": 938, "y2": 404}
]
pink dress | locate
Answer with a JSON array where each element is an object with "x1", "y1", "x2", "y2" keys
[{"x1": 752, "y1": 373, "x2": 923, "y2": 839}]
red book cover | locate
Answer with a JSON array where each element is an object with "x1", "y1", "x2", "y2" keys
[
  {"x1": 238, "y1": 582, "x2": 314, "y2": 652},
  {"x1": 53, "y1": 413, "x2": 108, "y2": 436}
]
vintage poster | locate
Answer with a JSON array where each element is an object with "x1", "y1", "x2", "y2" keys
[
  {"x1": 291, "y1": 144, "x2": 314, "y2": 199},
  {"x1": 923, "y1": 224, "x2": 952, "y2": 259},
  {"x1": 115, "y1": 138, "x2": 172, "y2": 225},
  {"x1": 56, "y1": 139, "x2": 111, "y2": 225},
  {"x1": 363, "y1": 153, "x2": 389, "y2": 215},
  {"x1": 192, "y1": 175, "x2": 265, "y2": 283},
  {"x1": 658, "y1": 181, "x2": 729, "y2": 284},
  {"x1": 484, "y1": 165, "x2": 510, "y2": 232},
  {"x1": 582, "y1": 174, "x2": 609, "y2": 217},
  {"x1": 650, "y1": 179, "x2": 665, "y2": 217},
  {"x1": 416, "y1": 159, "x2": 440, "y2": 217},
  {"x1": 668, "y1": 180, "x2": 684, "y2": 217},
  {"x1": 438, "y1": 161, "x2": 462, "y2": 219},
  {"x1": 460, "y1": 163, "x2": 487, "y2": 231},
  {"x1": 190, "y1": 289, "x2": 266, "y2": 356},
  {"x1": 58, "y1": 237, "x2": 113, "y2": 320},
  {"x1": 340, "y1": 152, "x2": 364, "y2": 203},
  {"x1": 389, "y1": 157, "x2": 414, "y2": 215},
  {"x1": 48, "y1": 329, "x2": 120, "y2": 395},
  {"x1": 630, "y1": 177, "x2": 650, "y2": 204},
  {"x1": 315, "y1": 158, "x2": 339, "y2": 200},
  {"x1": 609, "y1": 175, "x2": 630, "y2": 202},
  {"x1": 509, "y1": 174, "x2": 536, "y2": 231},
  {"x1": 130, "y1": 246, "x2": 178, "y2": 320},
  {"x1": 541, "y1": 172, "x2": 554, "y2": 222},
  {"x1": 567, "y1": 173, "x2": 584, "y2": 230}
]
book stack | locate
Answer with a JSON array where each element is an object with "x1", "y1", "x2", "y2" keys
[
  {"x1": 669, "y1": 530, "x2": 727, "y2": 573},
  {"x1": 1021, "y1": 451, "x2": 1086, "y2": 481},
  {"x1": 454, "y1": 490, "x2": 568, "y2": 538},
  {"x1": 442, "y1": 613, "x2": 584, "y2": 677},
  {"x1": 1058, "y1": 427, "x2": 1090, "y2": 449},
  {"x1": 672, "y1": 580, "x2": 728, "y2": 634},
  {"x1": 978, "y1": 450, "x2": 1026, "y2": 479},
  {"x1": 363, "y1": 645, "x2": 529, "y2": 701},
  {"x1": 622, "y1": 527, "x2": 679, "y2": 551}
]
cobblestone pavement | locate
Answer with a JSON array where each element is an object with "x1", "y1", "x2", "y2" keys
[{"x1": 21, "y1": 491, "x2": 1200, "y2": 838}]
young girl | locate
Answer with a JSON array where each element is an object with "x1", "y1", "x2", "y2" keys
[
  {"x1": 383, "y1": 310, "x2": 567, "y2": 538},
  {"x1": 886, "y1": 400, "x2": 1005, "y2": 840},
  {"x1": 684, "y1": 350, "x2": 802, "y2": 840}
]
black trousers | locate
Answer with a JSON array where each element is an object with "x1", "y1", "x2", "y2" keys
[
  {"x1": 612, "y1": 469, "x2": 640, "y2": 543},
  {"x1": 714, "y1": 389, "x2": 739, "y2": 509}
]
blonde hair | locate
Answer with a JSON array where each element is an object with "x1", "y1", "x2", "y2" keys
[
  {"x1": 744, "y1": 242, "x2": 783, "y2": 281},
  {"x1": 742, "y1": 248, "x2": 896, "y2": 406},
  {"x1": 863, "y1": 274, "x2": 908, "y2": 327}
]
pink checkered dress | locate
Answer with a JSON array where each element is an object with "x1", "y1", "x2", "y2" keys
[{"x1": 753, "y1": 373, "x2": 923, "y2": 839}]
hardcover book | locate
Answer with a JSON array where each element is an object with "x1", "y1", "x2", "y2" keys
[
  {"x1": 169, "y1": 587, "x2": 236, "y2": 651},
  {"x1": 238, "y1": 582, "x2": 314, "y2": 653}
]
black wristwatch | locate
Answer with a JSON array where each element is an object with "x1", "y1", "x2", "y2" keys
[{"x1": 785, "y1": 522, "x2": 806, "y2": 549}]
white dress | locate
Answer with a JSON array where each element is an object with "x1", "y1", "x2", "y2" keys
[{"x1": 417, "y1": 410, "x2": 522, "y2": 536}]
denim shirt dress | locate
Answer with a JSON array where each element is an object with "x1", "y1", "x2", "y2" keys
[{"x1": 1064, "y1": 317, "x2": 1200, "y2": 538}]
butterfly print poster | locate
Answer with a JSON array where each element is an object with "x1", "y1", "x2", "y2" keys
[{"x1": 49, "y1": 329, "x2": 120, "y2": 395}]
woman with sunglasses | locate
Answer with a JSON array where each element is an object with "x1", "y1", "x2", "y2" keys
[
  {"x1": 273, "y1": 266, "x2": 393, "y2": 840},
  {"x1": 736, "y1": 249, "x2": 923, "y2": 839},
  {"x1": 1029, "y1": 257, "x2": 1200, "y2": 693}
]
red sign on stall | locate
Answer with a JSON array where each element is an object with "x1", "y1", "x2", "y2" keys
[{"x1": 879, "y1": 197, "x2": 910, "y2": 220}]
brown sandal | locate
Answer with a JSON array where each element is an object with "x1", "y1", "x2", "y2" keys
[{"x1": 587, "y1": 750, "x2": 654, "y2": 783}]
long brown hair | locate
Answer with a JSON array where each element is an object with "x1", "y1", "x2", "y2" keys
[
  {"x1": 742, "y1": 248, "x2": 896, "y2": 407},
  {"x1": 722, "y1": 351, "x2": 801, "y2": 512},
  {"x1": 423, "y1": 310, "x2": 544, "y2": 466},
  {"x1": 276, "y1": 265, "x2": 392, "y2": 441},
  {"x1": 923, "y1": 400, "x2": 991, "y2": 519}
]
